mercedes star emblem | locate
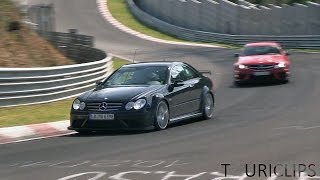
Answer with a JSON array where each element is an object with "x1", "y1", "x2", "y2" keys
[{"x1": 99, "y1": 102, "x2": 108, "y2": 111}]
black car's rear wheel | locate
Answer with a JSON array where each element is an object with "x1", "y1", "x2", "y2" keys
[
  {"x1": 154, "y1": 101, "x2": 169, "y2": 130},
  {"x1": 202, "y1": 93, "x2": 214, "y2": 120}
]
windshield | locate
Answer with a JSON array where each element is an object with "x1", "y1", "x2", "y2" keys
[
  {"x1": 104, "y1": 66, "x2": 168, "y2": 86},
  {"x1": 242, "y1": 45, "x2": 281, "y2": 56}
]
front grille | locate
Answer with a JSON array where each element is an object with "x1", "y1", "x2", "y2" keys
[
  {"x1": 249, "y1": 64, "x2": 274, "y2": 71},
  {"x1": 86, "y1": 102, "x2": 123, "y2": 111}
]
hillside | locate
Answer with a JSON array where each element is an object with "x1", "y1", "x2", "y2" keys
[{"x1": 0, "y1": 0, "x2": 75, "y2": 67}]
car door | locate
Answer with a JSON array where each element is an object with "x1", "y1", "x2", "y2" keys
[
  {"x1": 181, "y1": 64, "x2": 202, "y2": 113},
  {"x1": 167, "y1": 64, "x2": 202, "y2": 118}
]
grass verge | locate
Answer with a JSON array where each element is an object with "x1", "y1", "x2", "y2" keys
[
  {"x1": 0, "y1": 99, "x2": 73, "y2": 128},
  {"x1": 107, "y1": 0, "x2": 319, "y2": 52},
  {"x1": 108, "y1": 0, "x2": 184, "y2": 42},
  {"x1": 112, "y1": 57, "x2": 131, "y2": 69},
  {"x1": 107, "y1": 0, "x2": 237, "y2": 49}
]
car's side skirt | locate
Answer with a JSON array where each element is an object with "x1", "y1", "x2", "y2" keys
[{"x1": 169, "y1": 112, "x2": 202, "y2": 124}]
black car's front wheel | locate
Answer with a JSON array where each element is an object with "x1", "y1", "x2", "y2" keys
[
  {"x1": 202, "y1": 93, "x2": 214, "y2": 120},
  {"x1": 154, "y1": 101, "x2": 170, "y2": 130}
]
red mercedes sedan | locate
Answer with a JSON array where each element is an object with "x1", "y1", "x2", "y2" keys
[{"x1": 234, "y1": 42, "x2": 291, "y2": 85}]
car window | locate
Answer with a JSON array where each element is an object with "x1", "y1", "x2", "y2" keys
[
  {"x1": 183, "y1": 64, "x2": 199, "y2": 80},
  {"x1": 105, "y1": 66, "x2": 168, "y2": 86},
  {"x1": 171, "y1": 64, "x2": 199, "y2": 82},
  {"x1": 171, "y1": 65, "x2": 184, "y2": 82},
  {"x1": 110, "y1": 71, "x2": 134, "y2": 85},
  {"x1": 242, "y1": 45, "x2": 281, "y2": 56}
]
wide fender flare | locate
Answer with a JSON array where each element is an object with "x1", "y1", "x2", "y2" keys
[{"x1": 150, "y1": 93, "x2": 169, "y2": 112}]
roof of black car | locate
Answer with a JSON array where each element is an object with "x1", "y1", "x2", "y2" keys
[{"x1": 122, "y1": 61, "x2": 181, "y2": 67}]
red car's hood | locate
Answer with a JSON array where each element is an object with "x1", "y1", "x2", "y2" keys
[{"x1": 238, "y1": 55, "x2": 286, "y2": 65}]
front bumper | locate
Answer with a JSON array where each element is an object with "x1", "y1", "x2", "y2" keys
[
  {"x1": 69, "y1": 109, "x2": 155, "y2": 131},
  {"x1": 234, "y1": 68, "x2": 290, "y2": 82}
]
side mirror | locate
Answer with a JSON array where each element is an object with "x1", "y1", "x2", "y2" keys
[
  {"x1": 96, "y1": 80, "x2": 103, "y2": 87},
  {"x1": 234, "y1": 53, "x2": 240, "y2": 58},
  {"x1": 285, "y1": 51, "x2": 290, "y2": 56}
]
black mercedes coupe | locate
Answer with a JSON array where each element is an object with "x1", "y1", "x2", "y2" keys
[{"x1": 68, "y1": 62, "x2": 214, "y2": 133}]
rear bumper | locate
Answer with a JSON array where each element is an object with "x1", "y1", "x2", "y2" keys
[
  {"x1": 69, "y1": 110, "x2": 155, "y2": 131},
  {"x1": 234, "y1": 68, "x2": 290, "y2": 82}
]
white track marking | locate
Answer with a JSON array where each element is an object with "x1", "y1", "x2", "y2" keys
[
  {"x1": 131, "y1": 160, "x2": 166, "y2": 168},
  {"x1": 109, "y1": 171, "x2": 151, "y2": 180},
  {"x1": 0, "y1": 126, "x2": 36, "y2": 138},
  {"x1": 49, "y1": 121, "x2": 70, "y2": 131},
  {"x1": 273, "y1": 125, "x2": 320, "y2": 131},
  {"x1": 266, "y1": 174, "x2": 278, "y2": 180},
  {"x1": 0, "y1": 132, "x2": 75, "y2": 145},
  {"x1": 57, "y1": 172, "x2": 107, "y2": 180},
  {"x1": 161, "y1": 171, "x2": 206, "y2": 180}
]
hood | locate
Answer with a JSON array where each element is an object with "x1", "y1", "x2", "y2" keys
[
  {"x1": 238, "y1": 55, "x2": 286, "y2": 65},
  {"x1": 83, "y1": 85, "x2": 163, "y2": 102}
]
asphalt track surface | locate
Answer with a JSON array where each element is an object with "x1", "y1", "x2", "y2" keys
[{"x1": 1, "y1": 0, "x2": 320, "y2": 179}]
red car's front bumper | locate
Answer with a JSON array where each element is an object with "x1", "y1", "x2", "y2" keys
[{"x1": 234, "y1": 67, "x2": 290, "y2": 82}]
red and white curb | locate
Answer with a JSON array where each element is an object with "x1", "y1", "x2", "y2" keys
[
  {"x1": 97, "y1": 0, "x2": 224, "y2": 49},
  {"x1": 0, "y1": 120, "x2": 74, "y2": 145}
]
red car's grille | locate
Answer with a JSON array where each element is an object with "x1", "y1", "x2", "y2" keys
[{"x1": 249, "y1": 64, "x2": 274, "y2": 71}]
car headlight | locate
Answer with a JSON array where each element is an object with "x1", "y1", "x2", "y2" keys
[
  {"x1": 125, "y1": 102, "x2": 134, "y2": 110},
  {"x1": 72, "y1": 99, "x2": 81, "y2": 110},
  {"x1": 79, "y1": 102, "x2": 86, "y2": 110},
  {"x1": 125, "y1": 99, "x2": 147, "y2": 110},
  {"x1": 72, "y1": 99, "x2": 85, "y2": 110},
  {"x1": 134, "y1": 99, "x2": 147, "y2": 110},
  {"x1": 275, "y1": 62, "x2": 286, "y2": 68},
  {"x1": 238, "y1": 64, "x2": 248, "y2": 69}
]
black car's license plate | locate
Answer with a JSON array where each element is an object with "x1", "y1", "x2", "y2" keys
[{"x1": 89, "y1": 114, "x2": 114, "y2": 120}]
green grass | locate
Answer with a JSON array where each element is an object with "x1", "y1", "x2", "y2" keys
[
  {"x1": 108, "y1": 0, "x2": 182, "y2": 41},
  {"x1": 0, "y1": 99, "x2": 74, "y2": 128},
  {"x1": 107, "y1": 0, "x2": 236, "y2": 49},
  {"x1": 112, "y1": 57, "x2": 131, "y2": 69}
]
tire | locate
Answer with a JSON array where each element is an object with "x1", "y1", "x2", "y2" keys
[
  {"x1": 234, "y1": 81, "x2": 243, "y2": 87},
  {"x1": 282, "y1": 79, "x2": 289, "y2": 84},
  {"x1": 283, "y1": 75, "x2": 290, "y2": 83},
  {"x1": 154, "y1": 100, "x2": 170, "y2": 130},
  {"x1": 202, "y1": 93, "x2": 214, "y2": 120}
]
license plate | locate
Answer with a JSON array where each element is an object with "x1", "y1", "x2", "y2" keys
[
  {"x1": 254, "y1": 71, "x2": 270, "y2": 76},
  {"x1": 90, "y1": 114, "x2": 114, "y2": 120}
]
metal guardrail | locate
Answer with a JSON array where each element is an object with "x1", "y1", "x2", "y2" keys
[
  {"x1": 0, "y1": 4, "x2": 113, "y2": 107},
  {"x1": 0, "y1": 55, "x2": 113, "y2": 107},
  {"x1": 42, "y1": 31, "x2": 94, "y2": 47},
  {"x1": 128, "y1": 0, "x2": 320, "y2": 49},
  {"x1": 38, "y1": 30, "x2": 100, "y2": 63}
]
